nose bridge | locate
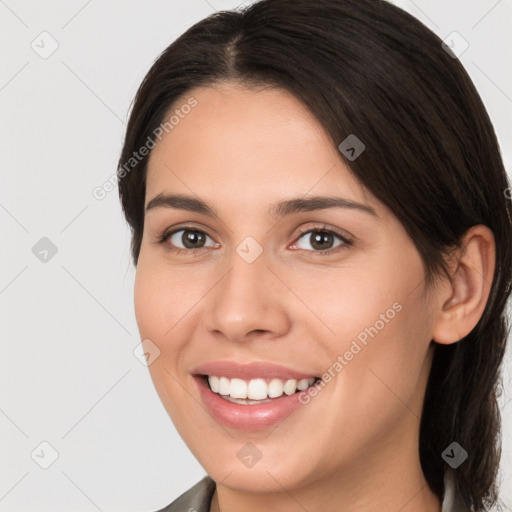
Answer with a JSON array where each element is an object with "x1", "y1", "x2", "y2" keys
[
  {"x1": 217, "y1": 240, "x2": 270, "y2": 317},
  {"x1": 204, "y1": 237, "x2": 289, "y2": 341}
]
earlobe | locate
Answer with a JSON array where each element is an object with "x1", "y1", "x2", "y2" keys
[{"x1": 432, "y1": 225, "x2": 495, "y2": 345}]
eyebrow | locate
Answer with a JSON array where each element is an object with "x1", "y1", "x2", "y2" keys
[{"x1": 145, "y1": 193, "x2": 378, "y2": 218}]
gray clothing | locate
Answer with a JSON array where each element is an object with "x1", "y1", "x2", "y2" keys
[{"x1": 155, "y1": 468, "x2": 468, "y2": 511}]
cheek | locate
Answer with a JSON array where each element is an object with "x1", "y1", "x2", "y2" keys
[
  {"x1": 333, "y1": 246, "x2": 428, "y2": 354},
  {"x1": 303, "y1": 264, "x2": 407, "y2": 350},
  {"x1": 133, "y1": 264, "x2": 197, "y2": 417},
  {"x1": 134, "y1": 267, "x2": 165, "y2": 339},
  {"x1": 312, "y1": 255, "x2": 432, "y2": 403},
  {"x1": 134, "y1": 260, "x2": 198, "y2": 343},
  {"x1": 329, "y1": 289, "x2": 433, "y2": 432}
]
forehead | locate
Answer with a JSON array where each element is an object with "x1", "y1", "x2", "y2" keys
[{"x1": 145, "y1": 83, "x2": 376, "y2": 212}]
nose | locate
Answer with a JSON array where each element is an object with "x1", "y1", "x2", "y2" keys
[{"x1": 202, "y1": 244, "x2": 291, "y2": 343}]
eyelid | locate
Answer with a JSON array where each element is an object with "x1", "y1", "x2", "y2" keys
[
  {"x1": 295, "y1": 221, "x2": 355, "y2": 240},
  {"x1": 157, "y1": 221, "x2": 214, "y2": 238}
]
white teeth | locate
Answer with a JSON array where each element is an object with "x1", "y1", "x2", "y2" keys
[
  {"x1": 283, "y1": 379, "x2": 297, "y2": 395},
  {"x1": 297, "y1": 378, "x2": 312, "y2": 390},
  {"x1": 230, "y1": 378, "x2": 247, "y2": 399},
  {"x1": 247, "y1": 378, "x2": 267, "y2": 400},
  {"x1": 207, "y1": 375, "x2": 316, "y2": 400},
  {"x1": 208, "y1": 375, "x2": 219, "y2": 393},
  {"x1": 268, "y1": 378, "x2": 285, "y2": 398},
  {"x1": 218, "y1": 376, "x2": 230, "y2": 395}
]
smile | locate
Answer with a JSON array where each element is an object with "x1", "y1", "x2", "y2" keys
[
  {"x1": 207, "y1": 376, "x2": 317, "y2": 403},
  {"x1": 192, "y1": 361, "x2": 322, "y2": 429}
]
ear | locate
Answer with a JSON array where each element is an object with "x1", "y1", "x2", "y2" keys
[{"x1": 432, "y1": 224, "x2": 496, "y2": 345}]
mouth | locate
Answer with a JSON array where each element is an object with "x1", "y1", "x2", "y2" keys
[
  {"x1": 191, "y1": 361, "x2": 322, "y2": 430},
  {"x1": 200, "y1": 374, "x2": 321, "y2": 405}
]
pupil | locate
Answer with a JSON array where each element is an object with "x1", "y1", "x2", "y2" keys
[
  {"x1": 183, "y1": 230, "x2": 205, "y2": 248},
  {"x1": 311, "y1": 231, "x2": 333, "y2": 250}
]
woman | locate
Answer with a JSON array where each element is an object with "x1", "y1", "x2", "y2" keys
[{"x1": 117, "y1": 0, "x2": 512, "y2": 510}]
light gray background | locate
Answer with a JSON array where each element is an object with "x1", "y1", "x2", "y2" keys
[{"x1": 1, "y1": 1, "x2": 511, "y2": 510}]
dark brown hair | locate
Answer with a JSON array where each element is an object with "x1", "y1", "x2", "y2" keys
[{"x1": 117, "y1": 0, "x2": 512, "y2": 509}]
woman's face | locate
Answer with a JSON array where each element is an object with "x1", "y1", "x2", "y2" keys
[{"x1": 134, "y1": 83, "x2": 440, "y2": 492}]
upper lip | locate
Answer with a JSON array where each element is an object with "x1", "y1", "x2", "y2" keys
[{"x1": 192, "y1": 361, "x2": 318, "y2": 381}]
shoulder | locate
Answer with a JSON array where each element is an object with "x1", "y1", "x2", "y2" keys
[
  {"x1": 153, "y1": 476, "x2": 216, "y2": 512},
  {"x1": 152, "y1": 471, "x2": 467, "y2": 512}
]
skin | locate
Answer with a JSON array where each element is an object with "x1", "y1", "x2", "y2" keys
[{"x1": 134, "y1": 83, "x2": 495, "y2": 512}]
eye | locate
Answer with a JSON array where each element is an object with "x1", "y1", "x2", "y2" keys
[
  {"x1": 157, "y1": 226, "x2": 219, "y2": 254},
  {"x1": 290, "y1": 225, "x2": 352, "y2": 254},
  {"x1": 156, "y1": 223, "x2": 352, "y2": 256}
]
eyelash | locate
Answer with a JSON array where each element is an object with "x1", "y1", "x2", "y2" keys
[{"x1": 155, "y1": 223, "x2": 353, "y2": 257}]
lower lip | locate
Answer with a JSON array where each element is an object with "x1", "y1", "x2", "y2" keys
[{"x1": 194, "y1": 376, "x2": 311, "y2": 430}]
